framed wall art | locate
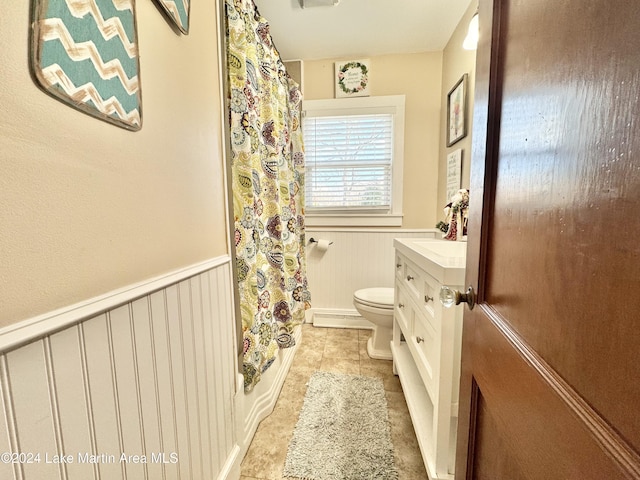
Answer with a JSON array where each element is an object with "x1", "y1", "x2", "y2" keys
[
  {"x1": 446, "y1": 73, "x2": 468, "y2": 146},
  {"x1": 30, "y1": 0, "x2": 143, "y2": 131},
  {"x1": 335, "y1": 59, "x2": 370, "y2": 98},
  {"x1": 446, "y1": 148, "x2": 462, "y2": 203},
  {"x1": 153, "y1": 0, "x2": 191, "y2": 34}
]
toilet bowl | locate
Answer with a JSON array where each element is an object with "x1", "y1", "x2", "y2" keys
[{"x1": 353, "y1": 287, "x2": 395, "y2": 360}]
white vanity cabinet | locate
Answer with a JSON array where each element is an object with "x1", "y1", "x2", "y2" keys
[{"x1": 391, "y1": 238, "x2": 466, "y2": 480}]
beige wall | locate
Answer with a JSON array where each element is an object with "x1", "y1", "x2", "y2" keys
[
  {"x1": 437, "y1": 1, "x2": 479, "y2": 217},
  {"x1": 0, "y1": 1, "x2": 228, "y2": 324},
  {"x1": 303, "y1": 52, "x2": 443, "y2": 228},
  {"x1": 290, "y1": 7, "x2": 481, "y2": 230}
]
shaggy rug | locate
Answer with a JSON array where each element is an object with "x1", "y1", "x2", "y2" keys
[{"x1": 283, "y1": 371, "x2": 398, "y2": 480}]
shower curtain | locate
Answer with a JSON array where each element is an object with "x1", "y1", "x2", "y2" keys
[{"x1": 225, "y1": 0, "x2": 311, "y2": 392}]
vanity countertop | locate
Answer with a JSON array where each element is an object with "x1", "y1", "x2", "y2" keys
[{"x1": 393, "y1": 238, "x2": 467, "y2": 285}]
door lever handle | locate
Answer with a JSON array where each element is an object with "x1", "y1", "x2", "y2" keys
[{"x1": 440, "y1": 286, "x2": 476, "y2": 310}]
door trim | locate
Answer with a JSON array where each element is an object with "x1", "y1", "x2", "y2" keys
[{"x1": 455, "y1": 0, "x2": 503, "y2": 474}]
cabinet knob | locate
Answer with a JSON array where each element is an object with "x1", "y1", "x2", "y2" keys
[
  {"x1": 440, "y1": 286, "x2": 476, "y2": 310},
  {"x1": 396, "y1": 263, "x2": 402, "y2": 268},
  {"x1": 424, "y1": 295, "x2": 433, "y2": 303},
  {"x1": 416, "y1": 336, "x2": 424, "y2": 344},
  {"x1": 406, "y1": 275, "x2": 414, "y2": 281},
  {"x1": 398, "y1": 303, "x2": 405, "y2": 308}
]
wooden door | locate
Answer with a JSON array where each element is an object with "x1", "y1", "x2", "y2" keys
[{"x1": 456, "y1": 0, "x2": 640, "y2": 478}]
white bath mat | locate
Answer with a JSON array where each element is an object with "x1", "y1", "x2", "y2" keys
[{"x1": 283, "y1": 371, "x2": 398, "y2": 480}]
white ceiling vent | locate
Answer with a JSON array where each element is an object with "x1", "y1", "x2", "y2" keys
[{"x1": 299, "y1": 0, "x2": 340, "y2": 8}]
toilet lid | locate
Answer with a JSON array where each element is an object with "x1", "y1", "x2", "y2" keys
[{"x1": 354, "y1": 287, "x2": 394, "y2": 309}]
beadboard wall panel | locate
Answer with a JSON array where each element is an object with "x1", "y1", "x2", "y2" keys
[
  {"x1": 306, "y1": 229, "x2": 438, "y2": 315},
  {"x1": 6, "y1": 343, "x2": 58, "y2": 479},
  {"x1": 0, "y1": 375, "x2": 12, "y2": 479},
  {"x1": 49, "y1": 327, "x2": 96, "y2": 480},
  {"x1": 0, "y1": 258, "x2": 239, "y2": 480},
  {"x1": 147, "y1": 290, "x2": 181, "y2": 480},
  {"x1": 82, "y1": 314, "x2": 122, "y2": 479}
]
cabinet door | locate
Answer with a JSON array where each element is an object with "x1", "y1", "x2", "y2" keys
[
  {"x1": 412, "y1": 314, "x2": 437, "y2": 398},
  {"x1": 395, "y1": 283, "x2": 412, "y2": 334}
]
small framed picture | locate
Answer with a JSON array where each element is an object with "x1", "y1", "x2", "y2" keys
[
  {"x1": 152, "y1": 0, "x2": 191, "y2": 34},
  {"x1": 447, "y1": 74, "x2": 468, "y2": 146},
  {"x1": 335, "y1": 59, "x2": 370, "y2": 98},
  {"x1": 446, "y1": 149, "x2": 462, "y2": 203}
]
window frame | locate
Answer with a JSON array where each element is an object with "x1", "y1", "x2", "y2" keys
[{"x1": 302, "y1": 95, "x2": 405, "y2": 227}]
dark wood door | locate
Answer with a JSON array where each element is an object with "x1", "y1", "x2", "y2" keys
[{"x1": 456, "y1": 1, "x2": 640, "y2": 478}]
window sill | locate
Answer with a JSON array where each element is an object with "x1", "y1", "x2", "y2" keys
[{"x1": 305, "y1": 213, "x2": 403, "y2": 227}]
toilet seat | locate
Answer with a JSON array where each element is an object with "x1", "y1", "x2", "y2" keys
[{"x1": 353, "y1": 287, "x2": 394, "y2": 309}]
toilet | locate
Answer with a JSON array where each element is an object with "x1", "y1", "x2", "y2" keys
[{"x1": 353, "y1": 287, "x2": 395, "y2": 360}]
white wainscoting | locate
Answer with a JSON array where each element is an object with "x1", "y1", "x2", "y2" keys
[
  {"x1": 0, "y1": 257, "x2": 240, "y2": 480},
  {"x1": 306, "y1": 228, "x2": 438, "y2": 327}
]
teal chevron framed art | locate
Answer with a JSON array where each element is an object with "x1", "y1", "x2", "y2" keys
[
  {"x1": 153, "y1": 0, "x2": 190, "y2": 34},
  {"x1": 30, "y1": 0, "x2": 143, "y2": 131}
]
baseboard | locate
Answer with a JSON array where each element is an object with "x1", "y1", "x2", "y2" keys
[
  {"x1": 236, "y1": 325, "x2": 303, "y2": 462},
  {"x1": 311, "y1": 308, "x2": 373, "y2": 330},
  {"x1": 217, "y1": 444, "x2": 241, "y2": 480}
]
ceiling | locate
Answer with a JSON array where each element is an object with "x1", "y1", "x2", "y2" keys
[{"x1": 252, "y1": 0, "x2": 474, "y2": 61}]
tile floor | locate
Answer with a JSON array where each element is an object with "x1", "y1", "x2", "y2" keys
[{"x1": 240, "y1": 324, "x2": 428, "y2": 479}]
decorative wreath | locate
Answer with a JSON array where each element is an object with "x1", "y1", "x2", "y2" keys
[{"x1": 337, "y1": 61, "x2": 368, "y2": 94}]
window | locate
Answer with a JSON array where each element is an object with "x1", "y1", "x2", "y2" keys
[{"x1": 302, "y1": 95, "x2": 405, "y2": 226}]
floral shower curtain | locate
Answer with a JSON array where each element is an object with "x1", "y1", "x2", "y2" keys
[{"x1": 226, "y1": 0, "x2": 311, "y2": 392}]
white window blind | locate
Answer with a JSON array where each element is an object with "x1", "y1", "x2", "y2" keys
[
  {"x1": 301, "y1": 95, "x2": 404, "y2": 227},
  {"x1": 303, "y1": 113, "x2": 393, "y2": 211}
]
